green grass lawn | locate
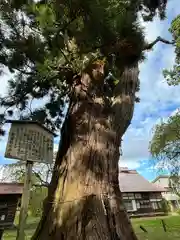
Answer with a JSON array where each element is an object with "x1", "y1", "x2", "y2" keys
[
  {"x1": 3, "y1": 216, "x2": 39, "y2": 240},
  {"x1": 132, "y1": 215, "x2": 180, "y2": 240},
  {"x1": 3, "y1": 215, "x2": 180, "y2": 239}
]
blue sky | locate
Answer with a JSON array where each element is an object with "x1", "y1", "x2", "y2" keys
[{"x1": 0, "y1": 0, "x2": 180, "y2": 181}]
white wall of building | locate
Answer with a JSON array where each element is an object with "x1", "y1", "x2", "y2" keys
[
  {"x1": 155, "y1": 177, "x2": 169, "y2": 188},
  {"x1": 154, "y1": 177, "x2": 180, "y2": 202},
  {"x1": 162, "y1": 192, "x2": 179, "y2": 201},
  {"x1": 132, "y1": 200, "x2": 137, "y2": 211}
]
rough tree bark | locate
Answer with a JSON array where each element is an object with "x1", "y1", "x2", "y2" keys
[{"x1": 32, "y1": 62, "x2": 139, "y2": 240}]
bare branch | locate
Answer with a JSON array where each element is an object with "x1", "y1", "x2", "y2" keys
[
  {"x1": 33, "y1": 183, "x2": 49, "y2": 188},
  {"x1": 32, "y1": 170, "x2": 49, "y2": 187},
  {"x1": 143, "y1": 36, "x2": 175, "y2": 50}
]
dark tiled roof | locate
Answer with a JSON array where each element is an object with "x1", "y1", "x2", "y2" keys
[
  {"x1": 0, "y1": 183, "x2": 23, "y2": 195},
  {"x1": 119, "y1": 169, "x2": 165, "y2": 193}
]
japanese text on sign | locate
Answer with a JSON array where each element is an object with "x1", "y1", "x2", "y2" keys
[{"x1": 5, "y1": 123, "x2": 53, "y2": 164}]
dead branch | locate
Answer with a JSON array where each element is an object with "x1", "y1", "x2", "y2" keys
[{"x1": 143, "y1": 36, "x2": 175, "y2": 50}]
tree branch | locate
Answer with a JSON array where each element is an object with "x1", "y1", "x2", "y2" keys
[
  {"x1": 143, "y1": 36, "x2": 175, "y2": 50},
  {"x1": 55, "y1": 9, "x2": 81, "y2": 33},
  {"x1": 33, "y1": 183, "x2": 49, "y2": 188},
  {"x1": 32, "y1": 170, "x2": 49, "y2": 187},
  {"x1": 16, "y1": 67, "x2": 33, "y2": 75}
]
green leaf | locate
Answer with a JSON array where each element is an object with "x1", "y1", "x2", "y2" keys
[{"x1": 163, "y1": 15, "x2": 180, "y2": 86}]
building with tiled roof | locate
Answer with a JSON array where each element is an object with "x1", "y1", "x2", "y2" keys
[
  {"x1": 152, "y1": 175, "x2": 180, "y2": 211},
  {"x1": 119, "y1": 168, "x2": 165, "y2": 217}
]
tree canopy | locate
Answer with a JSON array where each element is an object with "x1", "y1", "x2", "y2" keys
[
  {"x1": 1, "y1": 161, "x2": 51, "y2": 217},
  {"x1": 163, "y1": 14, "x2": 180, "y2": 86},
  {"x1": 1, "y1": 161, "x2": 52, "y2": 187},
  {"x1": 150, "y1": 113, "x2": 180, "y2": 171},
  {"x1": 0, "y1": 0, "x2": 169, "y2": 136}
]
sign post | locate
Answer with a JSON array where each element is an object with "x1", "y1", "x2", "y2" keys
[
  {"x1": 0, "y1": 229, "x2": 4, "y2": 240},
  {"x1": 16, "y1": 161, "x2": 33, "y2": 240},
  {"x1": 4, "y1": 120, "x2": 55, "y2": 240}
]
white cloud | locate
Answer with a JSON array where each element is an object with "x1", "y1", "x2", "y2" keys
[
  {"x1": 121, "y1": 117, "x2": 155, "y2": 163},
  {"x1": 170, "y1": 108, "x2": 180, "y2": 117},
  {"x1": 0, "y1": 124, "x2": 10, "y2": 156},
  {"x1": 0, "y1": 67, "x2": 11, "y2": 97}
]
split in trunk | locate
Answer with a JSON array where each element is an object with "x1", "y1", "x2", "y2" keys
[{"x1": 32, "y1": 62, "x2": 139, "y2": 240}]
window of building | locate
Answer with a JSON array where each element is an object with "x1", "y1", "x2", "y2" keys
[
  {"x1": 0, "y1": 214, "x2": 5, "y2": 221},
  {"x1": 124, "y1": 200, "x2": 133, "y2": 211},
  {"x1": 157, "y1": 201, "x2": 162, "y2": 209},
  {"x1": 128, "y1": 193, "x2": 134, "y2": 199},
  {"x1": 0, "y1": 203, "x2": 7, "y2": 209},
  {"x1": 139, "y1": 200, "x2": 151, "y2": 208},
  {"x1": 122, "y1": 193, "x2": 129, "y2": 199},
  {"x1": 151, "y1": 202, "x2": 158, "y2": 210},
  {"x1": 150, "y1": 193, "x2": 162, "y2": 199},
  {"x1": 135, "y1": 193, "x2": 141, "y2": 199},
  {"x1": 122, "y1": 193, "x2": 134, "y2": 200},
  {"x1": 0, "y1": 208, "x2": 8, "y2": 222},
  {"x1": 151, "y1": 201, "x2": 162, "y2": 210},
  {"x1": 156, "y1": 193, "x2": 162, "y2": 199},
  {"x1": 136, "y1": 201, "x2": 140, "y2": 209},
  {"x1": 141, "y1": 193, "x2": 149, "y2": 200},
  {"x1": 150, "y1": 193, "x2": 156, "y2": 199}
]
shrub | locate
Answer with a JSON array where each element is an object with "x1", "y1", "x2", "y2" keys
[{"x1": 161, "y1": 199, "x2": 170, "y2": 213}]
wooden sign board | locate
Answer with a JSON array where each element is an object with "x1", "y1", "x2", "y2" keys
[{"x1": 5, "y1": 122, "x2": 54, "y2": 164}]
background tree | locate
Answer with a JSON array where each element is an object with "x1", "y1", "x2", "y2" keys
[
  {"x1": 163, "y1": 14, "x2": 180, "y2": 86},
  {"x1": 0, "y1": 1, "x2": 173, "y2": 239},
  {"x1": 150, "y1": 113, "x2": 180, "y2": 171},
  {"x1": 0, "y1": 161, "x2": 52, "y2": 217},
  {"x1": 168, "y1": 174, "x2": 180, "y2": 197},
  {"x1": 1, "y1": 161, "x2": 53, "y2": 187},
  {"x1": 150, "y1": 15, "x2": 180, "y2": 184}
]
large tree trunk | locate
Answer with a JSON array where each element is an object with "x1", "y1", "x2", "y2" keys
[{"x1": 32, "y1": 63, "x2": 139, "y2": 240}]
